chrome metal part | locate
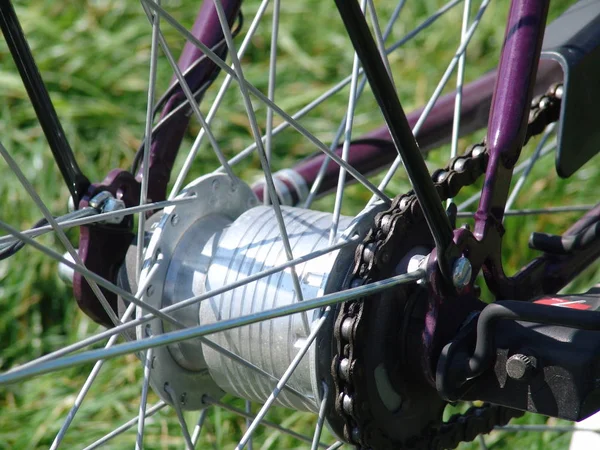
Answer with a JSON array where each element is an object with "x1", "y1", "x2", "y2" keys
[
  {"x1": 129, "y1": 173, "x2": 379, "y2": 413},
  {"x1": 452, "y1": 256, "x2": 472, "y2": 289}
]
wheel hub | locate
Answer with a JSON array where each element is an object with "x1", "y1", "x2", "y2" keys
[{"x1": 120, "y1": 173, "x2": 384, "y2": 413}]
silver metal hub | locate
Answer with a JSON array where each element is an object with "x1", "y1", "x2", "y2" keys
[{"x1": 129, "y1": 173, "x2": 381, "y2": 412}]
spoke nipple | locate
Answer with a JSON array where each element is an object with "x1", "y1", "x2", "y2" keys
[
  {"x1": 452, "y1": 256, "x2": 472, "y2": 289},
  {"x1": 170, "y1": 214, "x2": 180, "y2": 226}
]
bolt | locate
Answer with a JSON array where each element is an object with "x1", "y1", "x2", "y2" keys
[
  {"x1": 88, "y1": 191, "x2": 113, "y2": 210},
  {"x1": 452, "y1": 257, "x2": 472, "y2": 289},
  {"x1": 506, "y1": 354, "x2": 536, "y2": 381}
]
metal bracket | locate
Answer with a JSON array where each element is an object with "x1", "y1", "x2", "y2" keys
[{"x1": 541, "y1": 0, "x2": 600, "y2": 177}]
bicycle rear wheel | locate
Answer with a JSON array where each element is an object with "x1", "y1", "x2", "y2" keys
[{"x1": 0, "y1": 1, "x2": 597, "y2": 449}]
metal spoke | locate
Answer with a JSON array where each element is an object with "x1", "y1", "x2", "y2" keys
[
  {"x1": 140, "y1": 0, "x2": 391, "y2": 204},
  {"x1": 0, "y1": 141, "x2": 119, "y2": 326},
  {"x1": 0, "y1": 196, "x2": 196, "y2": 247},
  {"x1": 211, "y1": 0, "x2": 309, "y2": 326},
  {"x1": 264, "y1": 0, "x2": 280, "y2": 206},
  {"x1": 368, "y1": 0, "x2": 491, "y2": 203},
  {"x1": 221, "y1": 0, "x2": 460, "y2": 186},
  {"x1": 245, "y1": 400, "x2": 254, "y2": 450},
  {"x1": 139, "y1": 7, "x2": 236, "y2": 183},
  {"x1": 165, "y1": 383, "x2": 194, "y2": 450},
  {"x1": 7, "y1": 236, "x2": 358, "y2": 376},
  {"x1": 168, "y1": 0, "x2": 271, "y2": 199},
  {"x1": 82, "y1": 401, "x2": 167, "y2": 450},
  {"x1": 236, "y1": 309, "x2": 328, "y2": 449},
  {"x1": 447, "y1": 0, "x2": 471, "y2": 207},
  {"x1": 137, "y1": 0, "x2": 161, "y2": 280},
  {"x1": 191, "y1": 409, "x2": 209, "y2": 447},
  {"x1": 330, "y1": 0, "x2": 365, "y2": 245},
  {"x1": 311, "y1": 383, "x2": 329, "y2": 450},
  {"x1": 505, "y1": 123, "x2": 556, "y2": 212},
  {"x1": 366, "y1": 0, "x2": 394, "y2": 85},
  {"x1": 0, "y1": 219, "x2": 184, "y2": 329},
  {"x1": 0, "y1": 269, "x2": 425, "y2": 384},
  {"x1": 326, "y1": 442, "x2": 345, "y2": 450},
  {"x1": 48, "y1": 266, "x2": 157, "y2": 450},
  {"x1": 304, "y1": 0, "x2": 407, "y2": 209},
  {"x1": 457, "y1": 140, "x2": 556, "y2": 211},
  {"x1": 207, "y1": 398, "x2": 327, "y2": 448},
  {"x1": 136, "y1": 347, "x2": 154, "y2": 450}
]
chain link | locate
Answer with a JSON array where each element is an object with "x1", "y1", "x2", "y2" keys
[{"x1": 332, "y1": 84, "x2": 563, "y2": 449}]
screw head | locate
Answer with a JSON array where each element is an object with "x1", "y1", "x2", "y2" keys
[
  {"x1": 452, "y1": 257, "x2": 472, "y2": 289},
  {"x1": 506, "y1": 354, "x2": 536, "y2": 381}
]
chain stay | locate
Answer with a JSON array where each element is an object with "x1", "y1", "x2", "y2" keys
[{"x1": 333, "y1": 85, "x2": 562, "y2": 450}]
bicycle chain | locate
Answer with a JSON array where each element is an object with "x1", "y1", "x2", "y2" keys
[{"x1": 332, "y1": 83, "x2": 563, "y2": 450}]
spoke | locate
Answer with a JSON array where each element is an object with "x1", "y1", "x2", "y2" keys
[
  {"x1": 311, "y1": 383, "x2": 329, "y2": 450},
  {"x1": 168, "y1": 0, "x2": 271, "y2": 199},
  {"x1": 137, "y1": 0, "x2": 161, "y2": 280},
  {"x1": 221, "y1": 0, "x2": 459, "y2": 184},
  {"x1": 82, "y1": 401, "x2": 167, "y2": 450},
  {"x1": 191, "y1": 409, "x2": 209, "y2": 447},
  {"x1": 236, "y1": 310, "x2": 328, "y2": 449},
  {"x1": 0, "y1": 141, "x2": 119, "y2": 326},
  {"x1": 136, "y1": 347, "x2": 154, "y2": 450},
  {"x1": 48, "y1": 266, "x2": 157, "y2": 449},
  {"x1": 212, "y1": 0, "x2": 310, "y2": 327},
  {"x1": 144, "y1": 14, "x2": 236, "y2": 182},
  {"x1": 0, "y1": 220, "x2": 184, "y2": 329},
  {"x1": 141, "y1": 0, "x2": 391, "y2": 204},
  {"x1": 505, "y1": 123, "x2": 556, "y2": 212},
  {"x1": 8, "y1": 237, "x2": 358, "y2": 374},
  {"x1": 478, "y1": 434, "x2": 489, "y2": 450},
  {"x1": 0, "y1": 268, "x2": 425, "y2": 384},
  {"x1": 368, "y1": 0, "x2": 491, "y2": 203},
  {"x1": 165, "y1": 383, "x2": 194, "y2": 449},
  {"x1": 447, "y1": 0, "x2": 471, "y2": 207},
  {"x1": 366, "y1": 0, "x2": 394, "y2": 86},
  {"x1": 326, "y1": 442, "x2": 345, "y2": 450},
  {"x1": 245, "y1": 400, "x2": 254, "y2": 450},
  {"x1": 207, "y1": 398, "x2": 327, "y2": 448},
  {"x1": 457, "y1": 140, "x2": 556, "y2": 211},
  {"x1": 330, "y1": 0, "x2": 365, "y2": 245},
  {"x1": 0, "y1": 196, "x2": 195, "y2": 247},
  {"x1": 264, "y1": 0, "x2": 280, "y2": 206},
  {"x1": 304, "y1": 0, "x2": 408, "y2": 209}
]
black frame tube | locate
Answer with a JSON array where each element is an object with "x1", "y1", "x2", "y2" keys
[
  {"x1": 333, "y1": 0, "x2": 455, "y2": 271},
  {"x1": 0, "y1": 0, "x2": 89, "y2": 204}
]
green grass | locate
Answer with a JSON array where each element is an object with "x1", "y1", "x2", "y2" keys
[{"x1": 0, "y1": 0, "x2": 598, "y2": 448}]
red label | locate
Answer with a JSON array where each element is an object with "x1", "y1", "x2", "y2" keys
[{"x1": 534, "y1": 298, "x2": 591, "y2": 310}]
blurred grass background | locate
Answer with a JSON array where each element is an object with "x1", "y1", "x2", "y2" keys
[{"x1": 0, "y1": 0, "x2": 598, "y2": 448}]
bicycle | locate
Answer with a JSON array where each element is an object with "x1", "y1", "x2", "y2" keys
[{"x1": 0, "y1": 0, "x2": 599, "y2": 448}]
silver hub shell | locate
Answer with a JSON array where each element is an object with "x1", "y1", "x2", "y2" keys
[{"x1": 136, "y1": 173, "x2": 381, "y2": 412}]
